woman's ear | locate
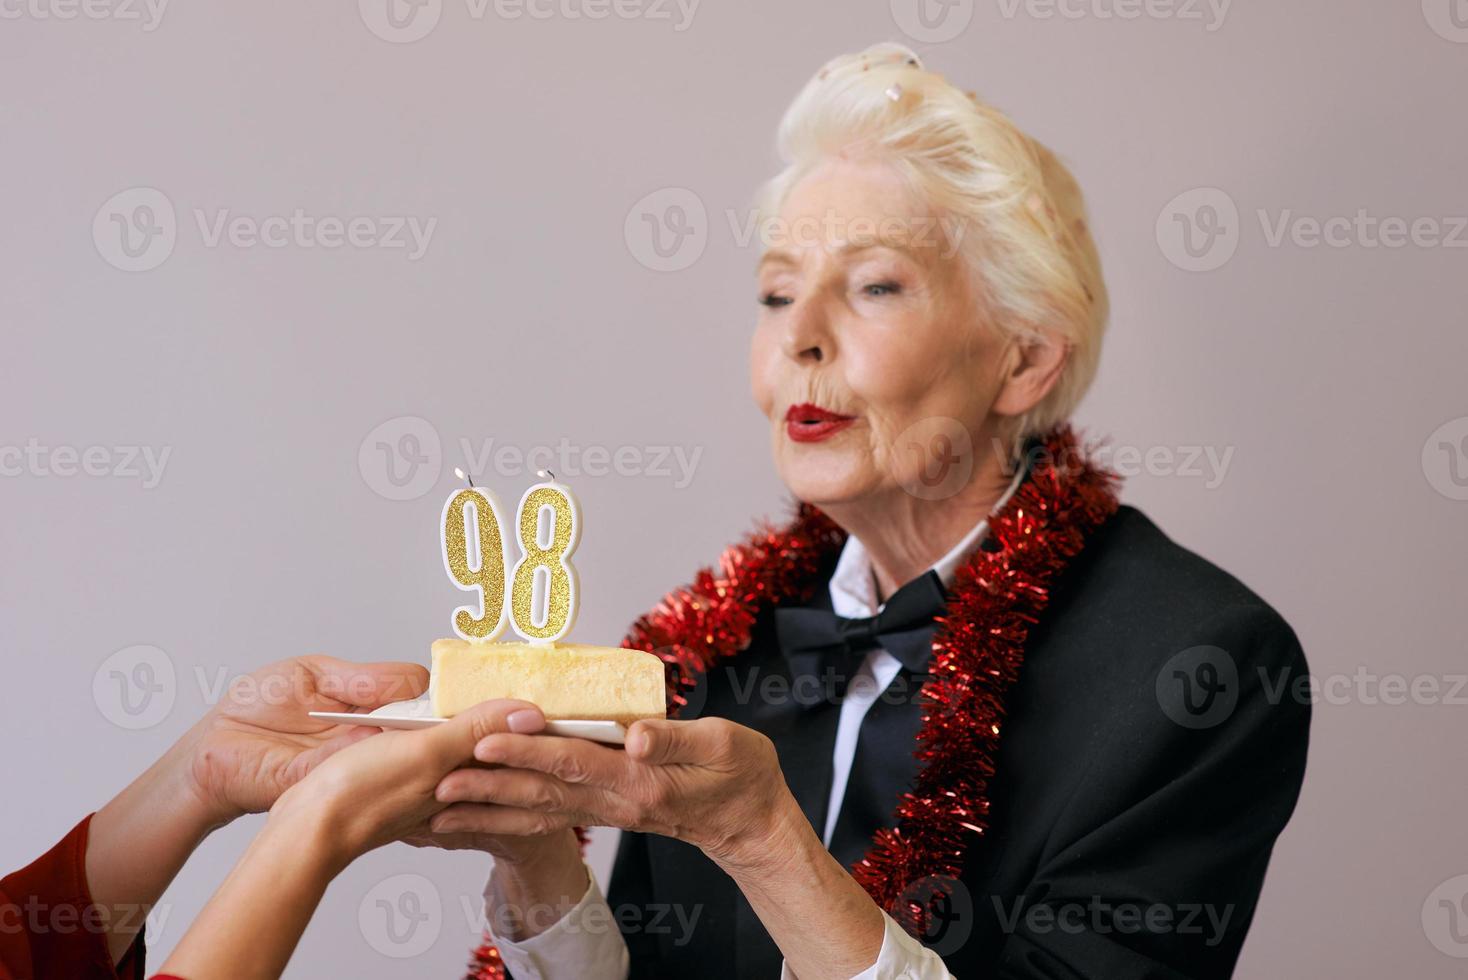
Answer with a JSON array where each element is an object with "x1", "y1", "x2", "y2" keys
[{"x1": 990, "y1": 331, "x2": 1069, "y2": 421}]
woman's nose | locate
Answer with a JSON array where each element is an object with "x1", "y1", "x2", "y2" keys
[{"x1": 782, "y1": 298, "x2": 832, "y2": 364}]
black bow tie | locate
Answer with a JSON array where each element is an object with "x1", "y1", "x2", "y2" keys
[{"x1": 774, "y1": 569, "x2": 949, "y2": 703}]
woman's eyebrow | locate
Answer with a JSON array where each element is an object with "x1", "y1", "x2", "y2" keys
[
  {"x1": 757, "y1": 248, "x2": 800, "y2": 273},
  {"x1": 758, "y1": 240, "x2": 919, "y2": 273}
]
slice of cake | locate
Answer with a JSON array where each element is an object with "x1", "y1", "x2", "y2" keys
[{"x1": 430, "y1": 639, "x2": 667, "y2": 728}]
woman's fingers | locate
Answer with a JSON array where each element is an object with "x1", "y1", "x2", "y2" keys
[
  {"x1": 473, "y1": 733, "x2": 629, "y2": 789},
  {"x1": 627, "y1": 717, "x2": 741, "y2": 767},
  {"x1": 434, "y1": 762, "x2": 660, "y2": 833},
  {"x1": 438, "y1": 767, "x2": 587, "y2": 812},
  {"x1": 435, "y1": 766, "x2": 645, "y2": 825},
  {"x1": 429, "y1": 802, "x2": 574, "y2": 837},
  {"x1": 422, "y1": 700, "x2": 547, "y2": 769},
  {"x1": 298, "y1": 655, "x2": 430, "y2": 708}
]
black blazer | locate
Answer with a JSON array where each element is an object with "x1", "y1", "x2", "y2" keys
[{"x1": 606, "y1": 505, "x2": 1312, "y2": 978}]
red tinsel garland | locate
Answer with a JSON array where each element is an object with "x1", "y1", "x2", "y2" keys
[{"x1": 467, "y1": 426, "x2": 1119, "y2": 977}]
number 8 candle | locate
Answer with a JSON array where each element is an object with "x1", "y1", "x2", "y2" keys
[{"x1": 509, "y1": 470, "x2": 581, "y2": 643}]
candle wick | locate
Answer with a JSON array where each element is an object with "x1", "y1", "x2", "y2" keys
[
  {"x1": 453, "y1": 466, "x2": 476, "y2": 488},
  {"x1": 537, "y1": 469, "x2": 556, "y2": 482}
]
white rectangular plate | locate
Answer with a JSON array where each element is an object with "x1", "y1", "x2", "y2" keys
[{"x1": 308, "y1": 698, "x2": 627, "y2": 745}]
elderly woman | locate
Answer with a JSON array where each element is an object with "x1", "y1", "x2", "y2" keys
[
  {"x1": 4, "y1": 42, "x2": 1309, "y2": 980},
  {"x1": 421, "y1": 43, "x2": 1312, "y2": 980}
]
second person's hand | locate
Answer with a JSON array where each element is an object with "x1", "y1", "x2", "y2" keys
[
  {"x1": 159, "y1": 698, "x2": 553, "y2": 980},
  {"x1": 270, "y1": 697, "x2": 552, "y2": 860}
]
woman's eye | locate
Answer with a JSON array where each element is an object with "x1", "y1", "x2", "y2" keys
[
  {"x1": 759, "y1": 292, "x2": 793, "y2": 308},
  {"x1": 862, "y1": 281, "x2": 901, "y2": 297}
]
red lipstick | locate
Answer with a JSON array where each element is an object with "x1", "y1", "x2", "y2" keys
[{"x1": 784, "y1": 403, "x2": 856, "y2": 443}]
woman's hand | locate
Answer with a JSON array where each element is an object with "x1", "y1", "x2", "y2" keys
[
  {"x1": 272, "y1": 697, "x2": 549, "y2": 861},
  {"x1": 432, "y1": 716, "x2": 806, "y2": 873},
  {"x1": 433, "y1": 716, "x2": 890, "y2": 977},
  {"x1": 180, "y1": 654, "x2": 429, "y2": 826},
  {"x1": 295, "y1": 700, "x2": 595, "y2": 946},
  {"x1": 400, "y1": 815, "x2": 591, "y2": 945},
  {"x1": 83, "y1": 654, "x2": 426, "y2": 963},
  {"x1": 160, "y1": 699, "x2": 551, "y2": 980},
  {"x1": 401, "y1": 817, "x2": 581, "y2": 866}
]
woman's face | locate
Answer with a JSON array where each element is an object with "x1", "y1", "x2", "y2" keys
[{"x1": 750, "y1": 155, "x2": 1013, "y2": 509}]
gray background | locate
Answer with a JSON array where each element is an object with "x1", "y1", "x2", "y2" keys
[{"x1": 4, "y1": 0, "x2": 1467, "y2": 975}]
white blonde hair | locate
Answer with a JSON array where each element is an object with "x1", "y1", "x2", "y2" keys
[{"x1": 754, "y1": 43, "x2": 1108, "y2": 441}]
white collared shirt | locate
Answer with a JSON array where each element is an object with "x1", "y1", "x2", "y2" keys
[
  {"x1": 487, "y1": 467, "x2": 1025, "y2": 980},
  {"x1": 821, "y1": 464, "x2": 1024, "y2": 851}
]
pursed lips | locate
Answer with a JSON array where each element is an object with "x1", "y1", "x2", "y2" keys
[{"x1": 784, "y1": 402, "x2": 857, "y2": 443}]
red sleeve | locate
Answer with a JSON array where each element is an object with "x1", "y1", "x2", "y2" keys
[{"x1": 0, "y1": 814, "x2": 148, "y2": 980}]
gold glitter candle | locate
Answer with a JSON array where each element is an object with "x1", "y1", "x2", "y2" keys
[
  {"x1": 440, "y1": 487, "x2": 510, "y2": 641},
  {"x1": 509, "y1": 481, "x2": 582, "y2": 642}
]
